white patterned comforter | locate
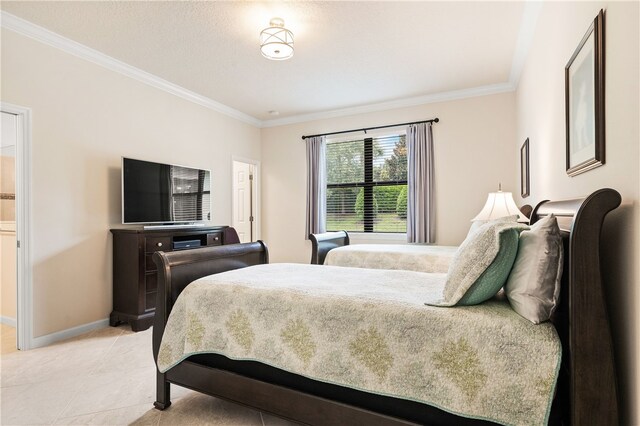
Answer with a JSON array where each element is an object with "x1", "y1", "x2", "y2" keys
[
  {"x1": 324, "y1": 244, "x2": 458, "y2": 273},
  {"x1": 158, "y1": 263, "x2": 560, "y2": 426}
]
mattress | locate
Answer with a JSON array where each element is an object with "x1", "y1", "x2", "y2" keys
[{"x1": 324, "y1": 243, "x2": 458, "y2": 273}]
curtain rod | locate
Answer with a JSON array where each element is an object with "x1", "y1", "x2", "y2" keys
[{"x1": 301, "y1": 117, "x2": 439, "y2": 140}]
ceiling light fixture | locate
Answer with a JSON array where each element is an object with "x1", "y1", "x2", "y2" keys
[{"x1": 260, "y1": 18, "x2": 294, "y2": 61}]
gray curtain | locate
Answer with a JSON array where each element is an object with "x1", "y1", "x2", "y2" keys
[
  {"x1": 305, "y1": 136, "x2": 326, "y2": 238},
  {"x1": 407, "y1": 123, "x2": 435, "y2": 243}
]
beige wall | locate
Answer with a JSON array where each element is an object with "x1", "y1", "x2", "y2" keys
[
  {"x1": 261, "y1": 92, "x2": 517, "y2": 263},
  {"x1": 515, "y1": 2, "x2": 639, "y2": 423},
  {"x1": 0, "y1": 29, "x2": 262, "y2": 337}
]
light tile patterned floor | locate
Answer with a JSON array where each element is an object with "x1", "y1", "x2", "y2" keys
[{"x1": 0, "y1": 324, "x2": 298, "y2": 425}]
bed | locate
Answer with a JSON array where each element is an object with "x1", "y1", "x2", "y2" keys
[
  {"x1": 309, "y1": 205, "x2": 534, "y2": 268},
  {"x1": 321, "y1": 241, "x2": 457, "y2": 273},
  {"x1": 151, "y1": 189, "x2": 619, "y2": 425}
]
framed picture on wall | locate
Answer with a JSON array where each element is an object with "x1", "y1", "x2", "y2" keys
[
  {"x1": 565, "y1": 9, "x2": 605, "y2": 177},
  {"x1": 521, "y1": 138, "x2": 530, "y2": 198}
]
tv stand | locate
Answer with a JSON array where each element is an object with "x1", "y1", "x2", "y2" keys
[
  {"x1": 110, "y1": 226, "x2": 239, "y2": 331},
  {"x1": 143, "y1": 223, "x2": 207, "y2": 230}
]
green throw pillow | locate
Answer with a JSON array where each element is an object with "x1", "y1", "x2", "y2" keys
[
  {"x1": 457, "y1": 229, "x2": 519, "y2": 305},
  {"x1": 425, "y1": 220, "x2": 527, "y2": 307}
]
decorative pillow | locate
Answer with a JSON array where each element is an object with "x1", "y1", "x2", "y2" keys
[
  {"x1": 504, "y1": 215, "x2": 563, "y2": 324},
  {"x1": 466, "y1": 215, "x2": 518, "y2": 239},
  {"x1": 426, "y1": 220, "x2": 528, "y2": 307}
]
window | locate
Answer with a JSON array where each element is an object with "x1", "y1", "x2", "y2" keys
[{"x1": 326, "y1": 134, "x2": 407, "y2": 233}]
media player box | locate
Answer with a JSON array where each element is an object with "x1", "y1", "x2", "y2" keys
[{"x1": 173, "y1": 240, "x2": 202, "y2": 250}]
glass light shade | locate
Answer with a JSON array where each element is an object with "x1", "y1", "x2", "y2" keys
[
  {"x1": 472, "y1": 191, "x2": 527, "y2": 222},
  {"x1": 260, "y1": 18, "x2": 294, "y2": 60}
]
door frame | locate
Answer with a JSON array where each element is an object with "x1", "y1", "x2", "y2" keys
[
  {"x1": 1, "y1": 103, "x2": 33, "y2": 350},
  {"x1": 231, "y1": 156, "x2": 260, "y2": 242}
]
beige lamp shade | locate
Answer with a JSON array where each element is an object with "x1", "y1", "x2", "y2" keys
[{"x1": 472, "y1": 190, "x2": 527, "y2": 222}]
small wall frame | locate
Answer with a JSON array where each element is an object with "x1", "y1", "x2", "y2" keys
[{"x1": 521, "y1": 138, "x2": 530, "y2": 198}]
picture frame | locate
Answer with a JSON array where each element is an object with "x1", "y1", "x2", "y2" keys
[
  {"x1": 520, "y1": 138, "x2": 530, "y2": 198},
  {"x1": 565, "y1": 9, "x2": 605, "y2": 177}
]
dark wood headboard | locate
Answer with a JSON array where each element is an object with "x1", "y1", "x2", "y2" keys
[
  {"x1": 309, "y1": 230, "x2": 349, "y2": 264},
  {"x1": 520, "y1": 203, "x2": 533, "y2": 219},
  {"x1": 530, "y1": 188, "x2": 620, "y2": 425}
]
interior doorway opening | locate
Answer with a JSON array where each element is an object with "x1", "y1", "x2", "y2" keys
[
  {"x1": 1, "y1": 111, "x2": 18, "y2": 352},
  {"x1": 1, "y1": 103, "x2": 32, "y2": 351},
  {"x1": 232, "y1": 159, "x2": 259, "y2": 243}
]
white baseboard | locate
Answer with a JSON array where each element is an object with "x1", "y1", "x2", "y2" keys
[
  {"x1": 0, "y1": 316, "x2": 17, "y2": 327},
  {"x1": 30, "y1": 318, "x2": 110, "y2": 349}
]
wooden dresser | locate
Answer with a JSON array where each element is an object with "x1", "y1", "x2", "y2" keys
[{"x1": 110, "y1": 226, "x2": 238, "y2": 331}]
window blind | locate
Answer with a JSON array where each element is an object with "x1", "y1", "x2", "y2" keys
[{"x1": 326, "y1": 134, "x2": 407, "y2": 233}]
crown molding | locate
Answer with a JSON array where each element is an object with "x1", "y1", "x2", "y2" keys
[
  {"x1": 0, "y1": 11, "x2": 262, "y2": 127},
  {"x1": 2, "y1": 7, "x2": 538, "y2": 130},
  {"x1": 260, "y1": 82, "x2": 515, "y2": 128}
]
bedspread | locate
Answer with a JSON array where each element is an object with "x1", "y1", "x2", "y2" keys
[
  {"x1": 157, "y1": 263, "x2": 560, "y2": 426},
  {"x1": 324, "y1": 244, "x2": 458, "y2": 273}
]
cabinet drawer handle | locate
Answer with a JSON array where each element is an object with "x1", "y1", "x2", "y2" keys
[
  {"x1": 214, "y1": 237, "x2": 219, "y2": 241},
  {"x1": 157, "y1": 242, "x2": 163, "y2": 247}
]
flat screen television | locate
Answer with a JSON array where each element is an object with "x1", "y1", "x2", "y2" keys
[{"x1": 122, "y1": 157, "x2": 211, "y2": 225}]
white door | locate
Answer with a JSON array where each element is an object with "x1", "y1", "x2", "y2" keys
[{"x1": 232, "y1": 161, "x2": 254, "y2": 243}]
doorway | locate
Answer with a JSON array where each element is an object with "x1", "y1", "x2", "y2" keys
[
  {"x1": 1, "y1": 103, "x2": 31, "y2": 351},
  {"x1": 1, "y1": 111, "x2": 18, "y2": 353},
  {"x1": 232, "y1": 159, "x2": 259, "y2": 243}
]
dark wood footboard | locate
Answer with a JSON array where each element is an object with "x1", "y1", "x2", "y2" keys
[{"x1": 151, "y1": 241, "x2": 269, "y2": 409}]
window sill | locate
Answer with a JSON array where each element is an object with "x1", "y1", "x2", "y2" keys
[{"x1": 347, "y1": 232, "x2": 407, "y2": 245}]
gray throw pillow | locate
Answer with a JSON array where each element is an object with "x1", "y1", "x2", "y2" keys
[
  {"x1": 504, "y1": 215, "x2": 563, "y2": 324},
  {"x1": 466, "y1": 215, "x2": 518, "y2": 239},
  {"x1": 426, "y1": 219, "x2": 528, "y2": 307}
]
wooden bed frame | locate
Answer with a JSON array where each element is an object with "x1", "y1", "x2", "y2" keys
[
  {"x1": 310, "y1": 205, "x2": 534, "y2": 265},
  {"x1": 310, "y1": 229, "x2": 351, "y2": 265},
  {"x1": 152, "y1": 189, "x2": 620, "y2": 425}
]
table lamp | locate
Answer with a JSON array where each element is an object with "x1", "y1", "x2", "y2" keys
[{"x1": 472, "y1": 184, "x2": 527, "y2": 222}]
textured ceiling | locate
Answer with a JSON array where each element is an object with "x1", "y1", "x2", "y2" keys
[{"x1": 1, "y1": 1, "x2": 526, "y2": 123}]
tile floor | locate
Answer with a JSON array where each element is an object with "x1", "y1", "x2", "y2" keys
[{"x1": 0, "y1": 324, "x2": 298, "y2": 425}]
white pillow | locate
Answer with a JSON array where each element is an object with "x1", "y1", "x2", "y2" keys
[{"x1": 504, "y1": 215, "x2": 563, "y2": 324}]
